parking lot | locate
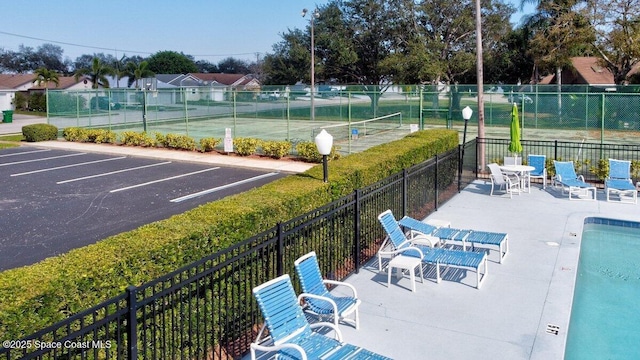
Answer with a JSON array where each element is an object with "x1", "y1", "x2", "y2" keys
[{"x1": 0, "y1": 147, "x2": 286, "y2": 271}]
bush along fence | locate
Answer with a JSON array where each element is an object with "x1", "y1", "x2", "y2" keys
[
  {"x1": 478, "y1": 138, "x2": 640, "y2": 184},
  {"x1": 60, "y1": 127, "x2": 340, "y2": 162},
  {"x1": 0, "y1": 130, "x2": 460, "y2": 360}
]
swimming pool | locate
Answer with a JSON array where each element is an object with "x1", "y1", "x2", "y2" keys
[{"x1": 564, "y1": 218, "x2": 640, "y2": 359}]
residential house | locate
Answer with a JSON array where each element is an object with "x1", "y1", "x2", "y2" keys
[
  {"x1": 538, "y1": 57, "x2": 616, "y2": 90},
  {"x1": 0, "y1": 74, "x2": 94, "y2": 111},
  {"x1": 189, "y1": 73, "x2": 261, "y2": 101}
]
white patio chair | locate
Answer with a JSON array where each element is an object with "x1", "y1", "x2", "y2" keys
[{"x1": 488, "y1": 163, "x2": 521, "y2": 198}]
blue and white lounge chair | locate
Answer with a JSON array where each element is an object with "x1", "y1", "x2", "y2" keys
[
  {"x1": 552, "y1": 161, "x2": 596, "y2": 200},
  {"x1": 250, "y1": 274, "x2": 392, "y2": 360},
  {"x1": 294, "y1": 251, "x2": 361, "y2": 329},
  {"x1": 527, "y1": 154, "x2": 547, "y2": 189},
  {"x1": 605, "y1": 159, "x2": 637, "y2": 204},
  {"x1": 397, "y1": 216, "x2": 509, "y2": 264},
  {"x1": 377, "y1": 210, "x2": 488, "y2": 289}
]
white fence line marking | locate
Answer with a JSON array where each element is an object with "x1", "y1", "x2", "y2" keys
[
  {"x1": 0, "y1": 149, "x2": 51, "y2": 158},
  {"x1": 0, "y1": 153, "x2": 86, "y2": 166},
  {"x1": 57, "y1": 161, "x2": 172, "y2": 184},
  {"x1": 110, "y1": 167, "x2": 220, "y2": 193},
  {"x1": 12, "y1": 157, "x2": 127, "y2": 176},
  {"x1": 170, "y1": 172, "x2": 279, "y2": 203}
]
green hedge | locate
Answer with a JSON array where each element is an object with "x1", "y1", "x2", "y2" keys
[
  {"x1": 22, "y1": 124, "x2": 58, "y2": 142},
  {"x1": 0, "y1": 129, "x2": 458, "y2": 340}
]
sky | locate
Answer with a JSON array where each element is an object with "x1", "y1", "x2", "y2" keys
[{"x1": 0, "y1": 0, "x2": 536, "y2": 65}]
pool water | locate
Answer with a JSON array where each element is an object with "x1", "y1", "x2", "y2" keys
[{"x1": 565, "y1": 219, "x2": 640, "y2": 359}]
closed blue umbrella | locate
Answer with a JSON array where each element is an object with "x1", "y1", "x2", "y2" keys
[{"x1": 509, "y1": 103, "x2": 522, "y2": 156}]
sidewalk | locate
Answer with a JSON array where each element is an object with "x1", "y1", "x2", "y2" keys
[
  {"x1": 0, "y1": 113, "x2": 45, "y2": 134},
  {"x1": 23, "y1": 140, "x2": 316, "y2": 173}
]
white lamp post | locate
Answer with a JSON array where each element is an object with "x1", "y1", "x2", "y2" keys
[
  {"x1": 458, "y1": 106, "x2": 473, "y2": 190},
  {"x1": 302, "y1": 8, "x2": 320, "y2": 121},
  {"x1": 315, "y1": 129, "x2": 333, "y2": 182}
]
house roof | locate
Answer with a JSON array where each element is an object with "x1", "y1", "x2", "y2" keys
[
  {"x1": 536, "y1": 57, "x2": 616, "y2": 86},
  {"x1": 190, "y1": 73, "x2": 253, "y2": 86},
  {"x1": 569, "y1": 57, "x2": 615, "y2": 85},
  {"x1": 30, "y1": 76, "x2": 90, "y2": 90},
  {"x1": 0, "y1": 74, "x2": 36, "y2": 89}
]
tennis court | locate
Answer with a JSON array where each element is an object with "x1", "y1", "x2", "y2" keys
[
  {"x1": 47, "y1": 93, "x2": 420, "y2": 154},
  {"x1": 0, "y1": 147, "x2": 286, "y2": 271}
]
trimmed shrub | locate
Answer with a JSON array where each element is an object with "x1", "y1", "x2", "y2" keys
[
  {"x1": 85, "y1": 129, "x2": 117, "y2": 144},
  {"x1": 261, "y1": 140, "x2": 292, "y2": 159},
  {"x1": 63, "y1": 127, "x2": 89, "y2": 142},
  {"x1": 200, "y1": 137, "x2": 221, "y2": 152},
  {"x1": 154, "y1": 132, "x2": 166, "y2": 146},
  {"x1": 296, "y1": 141, "x2": 340, "y2": 163},
  {"x1": 162, "y1": 133, "x2": 197, "y2": 151},
  {"x1": 120, "y1": 131, "x2": 156, "y2": 147},
  {"x1": 0, "y1": 129, "x2": 458, "y2": 340},
  {"x1": 22, "y1": 124, "x2": 58, "y2": 142},
  {"x1": 234, "y1": 137, "x2": 260, "y2": 156}
]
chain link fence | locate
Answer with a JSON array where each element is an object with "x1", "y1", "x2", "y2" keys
[{"x1": 45, "y1": 84, "x2": 640, "y2": 149}]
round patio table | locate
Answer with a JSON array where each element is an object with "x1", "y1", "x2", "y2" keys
[{"x1": 500, "y1": 165, "x2": 535, "y2": 193}]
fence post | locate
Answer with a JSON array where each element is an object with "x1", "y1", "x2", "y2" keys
[
  {"x1": 434, "y1": 155, "x2": 439, "y2": 211},
  {"x1": 554, "y1": 140, "x2": 558, "y2": 160},
  {"x1": 419, "y1": 87, "x2": 424, "y2": 130},
  {"x1": 476, "y1": 139, "x2": 479, "y2": 175},
  {"x1": 126, "y1": 285, "x2": 138, "y2": 360},
  {"x1": 457, "y1": 144, "x2": 462, "y2": 192},
  {"x1": 354, "y1": 190, "x2": 361, "y2": 274},
  {"x1": 277, "y1": 222, "x2": 284, "y2": 276},
  {"x1": 601, "y1": 93, "x2": 605, "y2": 145},
  {"x1": 402, "y1": 169, "x2": 408, "y2": 216}
]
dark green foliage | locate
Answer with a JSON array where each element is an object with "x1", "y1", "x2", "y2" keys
[{"x1": 22, "y1": 123, "x2": 58, "y2": 142}]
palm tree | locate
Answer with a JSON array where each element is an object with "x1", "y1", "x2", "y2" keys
[
  {"x1": 32, "y1": 68, "x2": 60, "y2": 88},
  {"x1": 74, "y1": 57, "x2": 116, "y2": 89},
  {"x1": 122, "y1": 61, "x2": 155, "y2": 89}
]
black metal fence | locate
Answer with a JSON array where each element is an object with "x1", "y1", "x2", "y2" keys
[
  {"x1": 1, "y1": 148, "x2": 463, "y2": 360},
  {"x1": 478, "y1": 138, "x2": 640, "y2": 184}
]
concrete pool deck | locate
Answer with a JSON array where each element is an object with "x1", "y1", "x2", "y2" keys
[{"x1": 325, "y1": 180, "x2": 639, "y2": 359}]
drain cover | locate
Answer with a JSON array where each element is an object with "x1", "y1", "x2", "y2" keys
[{"x1": 546, "y1": 324, "x2": 560, "y2": 335}]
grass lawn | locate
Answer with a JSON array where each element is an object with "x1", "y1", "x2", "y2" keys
[{"x1": 0, "y1": 134, "x2": 23, "y2": 149}]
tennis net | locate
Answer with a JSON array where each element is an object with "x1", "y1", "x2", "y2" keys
[{"x1": 311, "y1": 112, "x2": 403, "y2": 142}]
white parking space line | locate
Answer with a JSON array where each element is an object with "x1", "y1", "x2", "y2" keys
[
  {"x1": 57, "y1": 161, "x2": 172, "y2": 184},
  {"x1": 0, "y1": 153, "x2": 86, "y2": 167},
  {"x1": 0, "y1": 149, "x2": 51, "y2": 158},
  {"x1": 170, "y1": 172, "x2": 279, "y2": 203},
  {"x1": 11, "y1": 157, "x2": 127, "y2": 177},
  {"x1": 109, "y1": 167, "x2": 220, "y2": 193}
]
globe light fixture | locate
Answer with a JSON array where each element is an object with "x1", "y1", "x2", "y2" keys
[{"x1": 314, "y1": 129, "x2": 333, "y2": 182}]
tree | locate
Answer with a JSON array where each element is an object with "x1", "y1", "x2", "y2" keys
[
  {"x1": 72, "y1": 53, "x2": 118, "y2": 74},
  {"x1": 195, "y1": 59, "x2": 218, "y2": 73},
  {"x1": 523, "y1": 0, "x2": 595, "y2": 84},
  {"x1": 262, "y1": 29, "x2": 311, "y2": 84},
  {"x1": 589, "y1": 0, "x2": 640, "y2": 84},
  {"x1": 147, "y1": 51, "x2": 198, "y2": 74},
  {"x1": 73, "y1": 57, "x2": 116, "y2": 89},
  {"x1": 32, "y1": 68, "x2": 60, "y2": 88},
  {"x1": 122, "y1": 61, "x2": 155, "y2": 88},
  {"x1": 34, "y1": 44, "x2": 68, "y2": 74},
  {"x1": 217, "y1": 57, "x2": 250, "y2": 74}
]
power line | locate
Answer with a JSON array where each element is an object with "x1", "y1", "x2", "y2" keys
[
  {"x1": 0, "y1": 30, "x2": 264, "y2": 59},
  {"x1": 0, "y1": 30, "x2": 152, "y2": 55}
]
